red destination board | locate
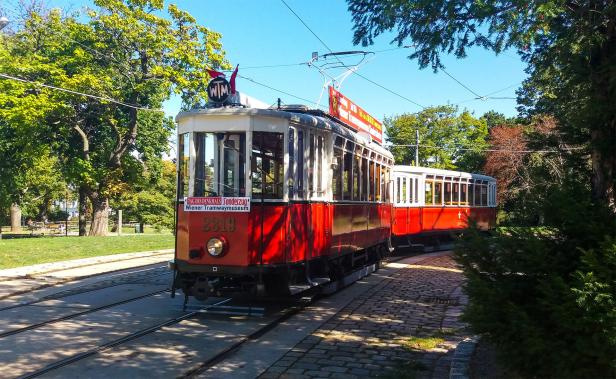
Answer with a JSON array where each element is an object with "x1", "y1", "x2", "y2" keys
[{"x1": 328, "y1": 86, "x2": 383, "y2": 144}]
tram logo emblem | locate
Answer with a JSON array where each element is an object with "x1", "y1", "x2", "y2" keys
[{"x1": 207, "y1": 77, "x2": 232, "y2": 103}]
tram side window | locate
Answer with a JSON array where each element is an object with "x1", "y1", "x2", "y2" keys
[
  {"x1": 361, "y1": 156, "x2": 368, "y2": 201},
  {"x1": 195, "y1": 132, "x2": 216, "y2": 197},
  {"x1": 425, "y1": 179, "x2": 434, "y2": 205},
  {"x1": 474, "y1": 181, "x2": 481, "y2": 206},
  {"x1": 353, "y1": 149, "x2": 361, "y2": 200},
  {"x1": 461, "y1": 181, "x2": 468, "y2": 205},
  {"x1": 316, "y1": 135, "x2": 323, "y2": 195},
  {"x1": 414, "y1": 178, "x2": 419, "y2": 203},
  {"x1": 434, "y1": 177, "x2": 443, "y2": 205},
  {"x1": 402, "y1": 177, "x2": 407, "y2": 204},
  {"x1": 469, "y1": 181, "x2": 475, "y2": 206},
  {"x1": 396, "y1": 177, "x2": 401, "y2": 203},
  {"x1": 252, "y1": 132, "x2": 284, "y2": 199},
  {"x1": 375, "y1": 164, "x2": 381, "y2": 201},
  {"x1": 481, "y1": 183, "x2": 488, "y2": 206},
  {"x1": 445, "y1": 180, "x2": 452, "y2": 205},
  {"x1": 288, "y1": 129, "x2": 295, "y2": 198},
  {"x1": 297, "y1": 130, "x2": 304, "y2": 197},
  {"x1": 178, "y1": 133, "x2": 190, "y2": 199},
  {"x1": 369, "y1": 159, "x2": 376, "y2": 201},
  {"x1": 343, "y1": 142, "x2": 353, "y2": 200},
  {"x1": 454, "y1": 179, "x2": 460, "y2": 205},
  {"x1": 332, "y1": 145, "x2": 343, "y2": 200}
]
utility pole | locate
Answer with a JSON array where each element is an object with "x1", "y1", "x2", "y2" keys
[{"x1": 415, "y1": 129, "x2": 419, "y2": 166}]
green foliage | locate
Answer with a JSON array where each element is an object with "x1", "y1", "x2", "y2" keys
[
  {"x1": 455, "y1": 185, "x2": 616, "y2": 378},
  {"x1": 385, "y1": 105, "x2": 488, "y2": 172},
  {"x1": 0, "y1": 1, "x2": 227, "y2": 234},
  {"x1": 112, "y1": 160, "x2": 176, "y2": 229}
]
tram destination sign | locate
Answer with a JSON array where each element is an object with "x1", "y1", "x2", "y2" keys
[
  {"x1": 184, "y1": 197, "x2": 251, "y2": 212},
  {"x1": 328, "y1": 86, "x2": 383, "y2": 144}
]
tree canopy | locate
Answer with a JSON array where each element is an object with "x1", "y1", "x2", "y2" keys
[
  {"x1": 348, "y1": 0, "x2": 616, "y2": 208},
  {"x1": 0, "y1": 0, "x2": 228, "y2": 235},
  {"x1": 385, "y1": 105, "x2": 488, "y2": 172}
]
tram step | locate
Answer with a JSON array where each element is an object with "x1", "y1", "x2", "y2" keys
[
  {"x1": 310, "y1": 277, "x2": 331, "y2": 285},
  {"x1": 289, "y1": 284, "x2": 311, "y2": 295}
]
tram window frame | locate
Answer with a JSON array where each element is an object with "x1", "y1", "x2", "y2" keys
[
  {"x1": 474, "y1": 180, "x2": 481, "y2": 206},
  {"x1": 413, "y1": 177, "x2": 419, "y2": 204},
  {"x1": 402, "y1": 177, "x2": 408, "y2": 204},
  {"x1": 434, "y1": 176, "x2": 443, "y2": 205},
  {"x1": 468, "y1": 181, "x2": 475, "y2": 206},
  {"x1": 361, "y1": 154, "x2": 368, "y2": 201},
  {"x1": 316, "y1": 134, "x2": 324, "y2": 196},
  {"x1": 251, "y1": 131, "x2": 284, "y2": 200},
  {"x1": 343, "y1": 141, "x2": 353, "y2": 200},
  {"x1": 461, "y1": 180, "x2": 468, "y2": 205},
  {"x1": 375, "y1": 164, "x2": 382, "y2": 201},
  {"x1": 178, "y1": 133, "x2": 190, "y2": 199},
  {"x1": 332, "y1": 142, "x2": 343, "y2": 201},
  {"x1": 297, "y1": 129, "x2": 304, "y2": 198},
  {"x1": 288, "y1": 127, "x2": 295, "y2": 198},
  {"x1": 445, "y1": 178, "x2": 452, "y2": 205},
  {"x1": 425, "y1": 176, "x2": 434, "y2": 205},
  {"x1": 369, "y1": 154, "x2": 376, "y2": 201},
  {"x1": 452, "y1": 178, "x2": 460, "y2": 205},
  {"x1": 194, "y1": 132, "x2": 217, "y2": 197},
  {"x1": 353, "y1": 145, "x2": 361, "y2": 200}
]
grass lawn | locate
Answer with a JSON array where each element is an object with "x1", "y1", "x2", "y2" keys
[{"x1": 0, "y1": 234, "x2": 174, "y2": 269}]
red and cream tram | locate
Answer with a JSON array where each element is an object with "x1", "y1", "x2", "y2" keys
[
  {"x1": 172, "y1": 106, "x2": 395, "y2": 300},
  {"x1": 390, "y1": 166, "x2": 496, "y2": 247},
  {"x1": 170, "y1": 81, "x2": 496, "y2": 301}
]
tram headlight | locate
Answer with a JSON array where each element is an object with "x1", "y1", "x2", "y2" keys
[{"x1": 206, "y1": 237, "x2": 226, "y2": 257}]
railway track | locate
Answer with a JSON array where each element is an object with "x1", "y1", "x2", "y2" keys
[
  {"x1": 17, "y1": 298, "x2": 233, "y2": 379},
  {"x1": 0, "y1": 251, "x2": 172, "y2": 301},
  {"x1": 0, "y1": 264, "x2": 169, "y2": 312},
  {"x1": 5, "y1": 249, "x2": 450, "y2": 379}
]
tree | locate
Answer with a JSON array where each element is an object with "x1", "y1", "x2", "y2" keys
[
  {"x1": 1, "y1": 1, "x2": 228, "y2": 235},
  {"x1": 348, "y1": 0, "x2": 616, "y2": 209},
  {"x1": 113, "y1": 160, "x2": 176, "y2": 232},
  {"x1": 385, "y1": 105, "x2": 488, "y2": 172}
]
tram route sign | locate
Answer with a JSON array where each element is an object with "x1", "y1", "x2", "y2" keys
[
  {"x1": 328, "y1": 86, "x2": 383, "y2": 144},
  {"x1": 207, "y1": 77, "x2": 232, "y2": 104},
  {"x1": 184, "y1": 197, "x2": 251, "y2": 212}
]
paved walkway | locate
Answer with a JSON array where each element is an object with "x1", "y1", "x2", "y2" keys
[{"x1": 259, "y1": 253, "x2": 470, "y2": 379}]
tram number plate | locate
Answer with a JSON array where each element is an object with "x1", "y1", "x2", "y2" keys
[{"x1": 203, "y1": 217, "x2": 236, "y2": 232}]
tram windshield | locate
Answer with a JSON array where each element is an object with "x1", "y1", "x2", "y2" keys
[{"x1": 193, "y1": 132, "x2": 246, "y2": 197}]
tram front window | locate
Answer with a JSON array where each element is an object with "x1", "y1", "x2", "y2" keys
[{"x1": 194, "y1": 132, "x2": 246, "y2": 197}]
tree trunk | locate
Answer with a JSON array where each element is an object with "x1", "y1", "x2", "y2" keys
[
  {"x1": 10, "y1": 203, "x2": 21, "y2": 233},
  {"x1": 79, "y1": 186, "x2": 88, "y2": 236},
  {"x1": 89, "y1": 194, "x2": 109, "y2": 236}
]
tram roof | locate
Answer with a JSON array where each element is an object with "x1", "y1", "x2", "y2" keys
[
  {"x1": 177, "y1": 107, "x2": 394, "y2": 159},
  {"x1": 393, "y1": 165, "x2": 496, "y2": 182}
]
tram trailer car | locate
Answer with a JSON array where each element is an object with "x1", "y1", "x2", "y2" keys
[
  {"x1": 172, "y1": 107, "x2": 395, "y2": 300},
  {"x1": 171, "y1": 107, "x2": 497, "y2": 301},
  {"x1": 390, "y1": 166, "x2": 497, "y2": 248}
]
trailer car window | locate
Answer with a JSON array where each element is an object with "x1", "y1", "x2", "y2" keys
[{"x1": 332, "y1": 146, "x2": 343, "y2": 201}]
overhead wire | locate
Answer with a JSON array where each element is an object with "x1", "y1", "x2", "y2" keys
[
  {"x1": 387, "y1": 143, "x2": 585, "y2": 154},
  {"x1": 238, "y1": 74, "x2": 328, "y2": 110},
  {"x1": 279, "y1": 0, "x2": 425, "y2": 110},
  {"x1": 0, "y1": 73, "x2": 164, "y2": 112}
]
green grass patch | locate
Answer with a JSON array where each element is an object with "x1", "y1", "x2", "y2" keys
[
  {"x1": 0, "y1": 234, "x2": 174, "y2": 269},
  {"x1": 403, "y1": 336, "x2": 445, "y2": 351}
]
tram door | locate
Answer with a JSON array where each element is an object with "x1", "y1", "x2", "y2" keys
[{"x1": 287, "y1": 126, "x2": 307, "y2": 263}]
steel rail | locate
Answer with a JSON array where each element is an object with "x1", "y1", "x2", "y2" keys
[{"x1": 17, "y1": 298, "x2": 232, "y2": 379}]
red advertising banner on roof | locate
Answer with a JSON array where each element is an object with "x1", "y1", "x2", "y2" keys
[{"x1": 328, "y1": 86, "x2": 383, "y2": 144}]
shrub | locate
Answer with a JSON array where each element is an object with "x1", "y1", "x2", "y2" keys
[{"x1": 455, "y1": 185, "x2": 616, "y2": 378}]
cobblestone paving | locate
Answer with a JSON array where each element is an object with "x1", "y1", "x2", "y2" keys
[{"x1": 260, "y1": 254, "x2": 469, "y2": 379}]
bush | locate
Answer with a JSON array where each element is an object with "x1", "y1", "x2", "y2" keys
[
  {"x1": 48, "y1": 209, "x2": 69, "y2": 222},
  {"x1": 455, "y1": 185, "x2": 616, "y2": 378}
]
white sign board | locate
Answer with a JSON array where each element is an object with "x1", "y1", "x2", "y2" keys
[{"x1": 184, "y1": 197, "x2": 251, "y2": 212}]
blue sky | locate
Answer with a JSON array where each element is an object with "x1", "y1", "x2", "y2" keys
[{"x1": 25, "y1": 1, "x2": 527, "y2": 120}]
